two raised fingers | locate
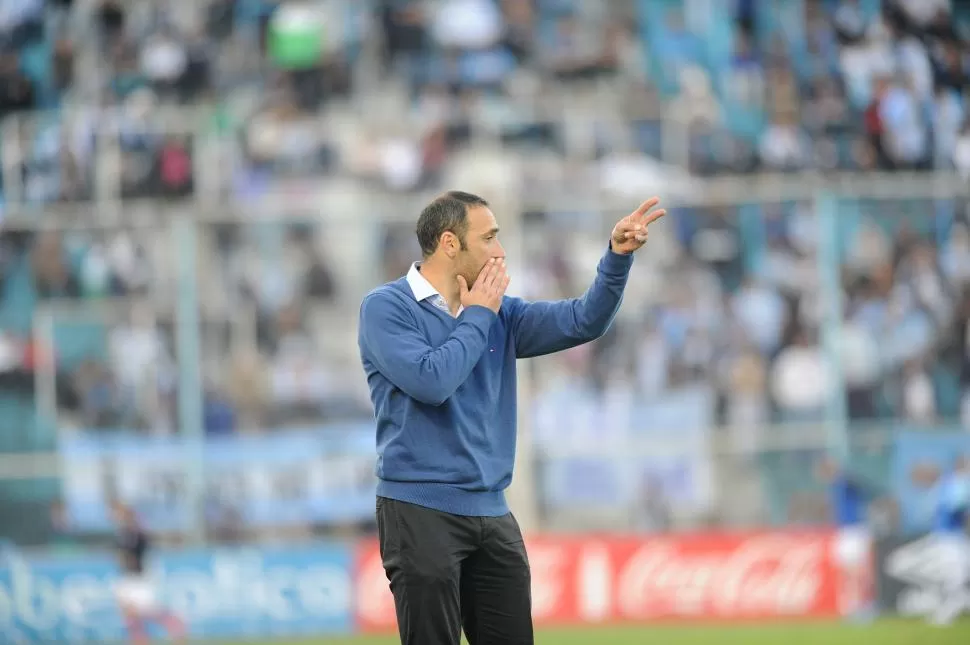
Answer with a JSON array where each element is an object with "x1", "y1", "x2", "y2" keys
[
  {"x1": 617, "y1": 198, "x2": 666, "y2": 239},
  {"x1": 632, "y1": 197, "x2": 666, "y2": 226}
]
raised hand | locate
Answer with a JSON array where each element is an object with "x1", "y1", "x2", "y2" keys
[
  {"x1": 458, "y1": 258, "x2": 510, "y2": 314},
  {"x1": 610, "y1": 197, "x2": 666, "y2": 255}
]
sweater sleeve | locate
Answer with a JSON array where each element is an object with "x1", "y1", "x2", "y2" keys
[
  {"x1": 359, "y1": 291, "x2": 497, "y2": 406},
  {"x1": 507, "y1": 243, "x2": 633, "y2": 359}
]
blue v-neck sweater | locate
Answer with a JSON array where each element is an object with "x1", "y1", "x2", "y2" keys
[{"x1": 357, "y1": 244, "x2": 633, "y2": 516}]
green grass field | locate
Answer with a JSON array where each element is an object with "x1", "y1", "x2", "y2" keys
[{"x1": 210, "y1": 620, "x2": 970, "y2": 645}]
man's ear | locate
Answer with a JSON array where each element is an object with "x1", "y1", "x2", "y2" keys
[{"x1": 440, "y1": 231, "x2": 458, "y2": 259}]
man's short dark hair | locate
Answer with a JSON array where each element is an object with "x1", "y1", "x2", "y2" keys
[{"x1": 416, "y1": 191, "x2": 489, "y2": 258}]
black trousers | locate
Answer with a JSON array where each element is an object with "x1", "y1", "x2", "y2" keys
[{"x1": 376, "y1": 497, "x2": 534, "y2": 645}]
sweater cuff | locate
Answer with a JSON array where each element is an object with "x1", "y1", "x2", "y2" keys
[
  {"x1": 460, "y1": 304, "x2": 498, "y2": 330},
  {"x1": 603, "y1": 241, "x2": 635, "y2": 272}
]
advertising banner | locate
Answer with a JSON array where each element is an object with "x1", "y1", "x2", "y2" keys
[
  {"x1": 0, "y1": 544, "x2": 354, "y2": 643},
  {"x1": 58, "y1": 425, "x2": 377, "y2": 532},
  {"x1": 354, "y1": 530, "x2": 842, "y2": 632}
]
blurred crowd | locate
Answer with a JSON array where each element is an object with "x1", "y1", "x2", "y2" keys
[
  {"x1": 0, "y1": 0, "x2": 965, "y2": 426},
  {"x1": 524, "y1": 200, "x2": 970, "y2": 442},
  {"x1": 0, "y1": 0, "x2": 967, "y2": 205},
  {"x1": 0, "y1": 0, "x2": 968, "y2": 538},
  {"x1": 0, "y1": 220, "x2": 371, "y2": 440},
  {"x1": 517, "y1": 197, "x2": 970, "y2": 528}
]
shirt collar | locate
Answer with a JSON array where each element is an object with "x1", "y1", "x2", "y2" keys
[
  {"x1": 406, "y1": 262, "x2": 439, "y2": 302},
  {"x1": 406, "y1": 262, "x2": 462, "y2": 315}
]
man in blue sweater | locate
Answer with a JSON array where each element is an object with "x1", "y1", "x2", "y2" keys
[{"x1": 358, "y1": 190, "x2": 665, "y2": 645}]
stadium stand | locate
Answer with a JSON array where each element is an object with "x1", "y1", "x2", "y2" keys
[{"x1": 0, "y1": 0, "x2": 967, "y2": 543}]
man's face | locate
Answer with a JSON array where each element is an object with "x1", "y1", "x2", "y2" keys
[{"x1": 455, "y1": 205, "x2": 505, "y2": 287}]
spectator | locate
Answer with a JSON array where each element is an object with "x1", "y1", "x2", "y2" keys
[
  {"x1": 71, "y1": 359, "x2": 126, "y2": 428},
  {"x1": 377, "y1": 134, "x2": 424, "y2": 191},
  {"x1": 32, "y1": 233, "x2": 80, "y2": 298},
  {"x1": 670, "y1": 65, "x2": 721, "y2": 128},
  {"x1": 300, "y1": 243, "x2": 337, "y2": 301},
  {"x1": 680, "y1": 208, "x2": 743, "y2": 291},
  {"x1": 0, "y1": 332, "x2": 34, "y2": 396},
  {"x1": 206, "y1": 0, "x2": 236, "y2": 42},
  {"x1": 656, "y1": 9, "x2": 703, "y2": 78},
  {"x1": 52, "y1": 39, "x2": 75, "y2": 93},
  {"x1": 732, "y1": 277, "x2": 787, "y2": 356},
  {"x1": 0, "y1": 54, "x2": 35, "y2": 118},
  {"x1": 955, "y1": 122, "x2": 970, "y2": 179},
  {"x1": 96, "y1": 0, "x2": 125, "y2": 48},
  {"x1": 864, "y1": 77, "x2": 890, "y2": 166},
  {"x1": 432, "y1": 0, "x2": 503, "y2": 51},
  {"x1": 833, "y1": 0, "x2": 867, "y2": 45},
  {"x1": 108, "y1": 305, "x2": 171, "y2": 420},
  {"x1": 635, "y1": 475, "x2": 672, "y2": 533},
  {"x1": 226, "y1": 349, "x2": 270, "y2": 431},
  {"x1": 159, "y1": 136, "x2": 194, "y2": 197},
  {"x1": 105, "y1": 231, "x2": 151, "y2": 295},
  {"x1": 845, "y1": 217, "x2": 892, "y2": 277},
  {"x1": 0, "y1": 0, "x2": 43, "y2": 49},
  {"x1": 877, "y1": 76, "x2": 928, "y2": 169},
  {"x1": 140, "y1": 26, "x2": 189, "y2": 99},
  {"x1": 840, "y1": 320, "x2": 882, "y2": 419},
  {"x1": 770, "y1": 329, "x2": 828, "y2": 422},
  {"x1": 722, "y1": 343, "x2": 770, "y2": 450},
  {"x1": 894, "y1": 23, "x2": 934, "y2": 100},
  {"x1": 77, "y1": 241, "x2": 113, "y2": 297},
  {"x1": 891, "y1": 0, "x2": 951, "y2": 35},
  {"x1": 204, "y1": 387, "x2": 237, "y2": 435},
  {"x1": 840, "y1": 15, "x2": 895, "y2": 108},
  {"x1": 932, "y1": 86, "x2": 965, "y2": 169},
  {"x1": 243, "y1": 93, "x2": 333, "y2": 176},
  {"x1": 931, "y1": 41, "x2": 968, "y2": 94},
  {"x1": 267, "y1": 303, "x2": 334, "y2": 424},
  {"x1": 378, "y1": 0, "x2": 428, "y2": 77},
  {"x1": 635, "y1": 321, "x2": 669, "y2": 398},
  {"x1": 499, "y1": 0, "x2": 535, "y2": 64},
  {"x1": 803, "y1": 78, "x2": 849, "y2": 135},
  {"x1": 543, "y1": 14, "x2": 612, "y2": 82},
  {"x1": 901, "y1": 359, "x2": 937, "y2": 423},
  {"x1": 759, "y1": 110, "x2": 810, "y2": 171},
  {"x1": 960, "y1": 293, "x2": 970, "y2": 428}
]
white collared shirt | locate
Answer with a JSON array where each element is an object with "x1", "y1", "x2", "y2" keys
[{"x1": 406, "y1": 262, "x2": 463, "y2": 317}]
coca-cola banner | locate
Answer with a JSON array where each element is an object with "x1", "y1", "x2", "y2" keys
[{"x1": 354, "y1": 530, "x2": 843, "y2": 631}]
